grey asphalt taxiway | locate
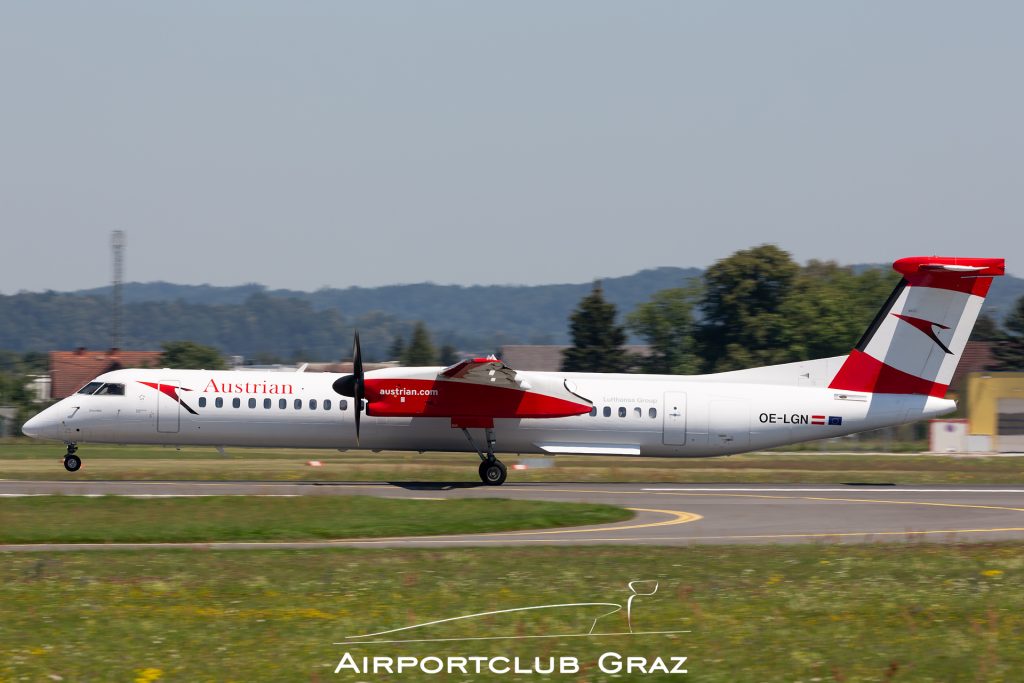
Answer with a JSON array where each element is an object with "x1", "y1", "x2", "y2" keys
[{"x1": 3, "y1": 480, "x2": 1024, "y2": 550}]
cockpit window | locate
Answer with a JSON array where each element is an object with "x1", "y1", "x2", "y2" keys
[
  {"x1": 94, "y1": 383, "x2": 125, "y2": 396},
  {"x1": 77, "y1": 382, "x2": 104, "y2": 395}
]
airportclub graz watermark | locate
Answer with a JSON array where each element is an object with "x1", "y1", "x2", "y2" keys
[{"x1": 333, "y1": 580, "x2": 689, "y2": 677}]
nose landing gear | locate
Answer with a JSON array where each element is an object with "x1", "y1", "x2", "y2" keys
[{"x1": 63, "y1": 443, "x2": 81, "y2": 472}]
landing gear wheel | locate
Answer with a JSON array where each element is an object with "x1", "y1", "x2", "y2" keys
[
  {"x1": 479, "y1": 459, "x2": 507, "y2": 486},
  {"x1": 63, "y1": 454, "x2": 81, "y2": 472}
]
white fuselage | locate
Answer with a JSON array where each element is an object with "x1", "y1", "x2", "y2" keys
[{"x1": 23, "y1": 367, "x2": 955, "y2": 457}]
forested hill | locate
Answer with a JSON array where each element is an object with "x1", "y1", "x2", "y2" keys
[
  {"x1": 4, "y1": 264, "x2": 1022, "y2": 361},
  {"x1": 1, "y1": 267, "x2": 703, "y2": 360},
  {"x1": 73, "y1": 266, "x2": 702, "y2": 324}
]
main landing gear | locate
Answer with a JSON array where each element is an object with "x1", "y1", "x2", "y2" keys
[
  {"x1": 63, "y1": 443, "x2": 81, "y2": 472},
  {"x1": 461, "y1": 427, "x2": 507, "y2": 486}
]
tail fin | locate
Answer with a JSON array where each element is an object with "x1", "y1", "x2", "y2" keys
[{"x1": 829, "y1": 256, "x2": 1005, "y2": 397}]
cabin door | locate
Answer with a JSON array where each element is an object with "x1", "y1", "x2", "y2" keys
[
  {"x1": 156, "y1": 381, "x2": 181, "y2": 433},
  {"x1": 662, "y1": 392, "x2": 687, "y2": 445}
]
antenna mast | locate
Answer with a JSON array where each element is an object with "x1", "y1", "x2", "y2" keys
[{"x1": 111, "y1": 230, "x2": 124, "y2": 350}]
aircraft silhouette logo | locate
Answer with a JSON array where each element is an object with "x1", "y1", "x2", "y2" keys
[{"x1": 338, "y1": 580, "x2": 687, "y2": 645}]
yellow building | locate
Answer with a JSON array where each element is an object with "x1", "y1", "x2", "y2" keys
[{"x1": 967, "y1": 372, "x2": 1024, "y2": 452}]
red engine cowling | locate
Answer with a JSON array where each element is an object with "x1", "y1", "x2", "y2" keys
[{"x1": 364, "y1": 377, "x2": 592, "y2": 421}]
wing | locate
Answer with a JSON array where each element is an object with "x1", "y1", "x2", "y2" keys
[{"x1": 440, "y1": 357, "x2": 520, "y2": 388}]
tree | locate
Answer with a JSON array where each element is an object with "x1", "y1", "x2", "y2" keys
[
  {"x1": 0, "y1": 370, "x2": 32, "y2": 406},
  {"x1": 0, "y1": 350, "x2": 49, "y2": 435},
  {"x1": 627, "y1": 286, "x2": 700, "y2": 374},
  {"x1": 438, "y1": 344, "x2": 459, "y2": 366},
  {"x1": 22, "y1": 351, "x2": 48, "y2": 373},
  {"x1": 970, "y1": 313, "x2": 1004, "y2": 342},
  {"x1": 160, "y1": 341, "x2": 226, "y2": 370},
  {"x1": 993, "y1": 297, "x2": 1024, "y2": 371},
  {"x1": 695, "y1": 244, "x2": 800, "y2": 371},
  {"x1": 774, "y1": 261, "x2": 897, "y2": 363},
  {"x1": 402, "y1": 322, "x2": 438, "y2": 366},
  {"x1": 691, "y1": 249, "x2": 901, "y2": 371},
  {"x1": 388, "y1": 336, "x2": 406, "y2": 361},
  {"x1": 561, "y1": 282, "x2": 630, "y2": 372}
]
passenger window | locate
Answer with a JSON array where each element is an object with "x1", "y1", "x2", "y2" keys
[
  {"x1": 618, "y1": 407, "x2": 627, "y2": 418},
  {"x1": 634, "y1": 406, "x2": 642, "y2": 418},
  {"x1": 199, "y1": 397, "x2": 207, "y2": 408},
  {"x1": 263, "y1": 398, "x2": 271, "y2": 409},
  {"x1": 294, "y1": 399, "x2": 302, "y2": 410},
  {"x1": 649, "y1": 407, "x2": 657, "y2": 418},
  {"x1": 602, "y1": 406, "x2": 611, "y2": 418},
  {"x1": 279, "y1": 398, "x2": 287, "y2": 409},
  {"x1": 324, "y1": 399, "x2": 332, "y2": 410},
  {"x1": 248, "y1": 398, "x2": 256, "y2": 409},
  {"x1": 589, "y1": 406, "x2": 597, "y2": 416},
  {"x1": 309, "y1": 399, "x2": 318, "y2": 410},
  {"x1": 340, "y1": 399, "x2": 348, "y2": 411},
  {"x1": 215, "y1": 397, "x2": 224, "y2": 408},
  {"x1": 77, "y1": 382, "x2": 104, "y2": 395},
  {"x1": 232, "y1": 397, "x2": 241, "y2": 408}
]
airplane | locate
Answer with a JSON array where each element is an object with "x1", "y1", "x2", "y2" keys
[{"x1": 22, "y1": 255, "x2": 1004, "y2": 485}]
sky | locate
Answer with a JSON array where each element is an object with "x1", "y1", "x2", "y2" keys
[{"x1": 1, "y1": 2, "x2": 1021, "y2": 293}]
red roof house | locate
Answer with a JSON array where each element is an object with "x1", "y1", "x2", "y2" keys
[{"x1": 49, "y1": 348, "x2": 164, "y2": 399}]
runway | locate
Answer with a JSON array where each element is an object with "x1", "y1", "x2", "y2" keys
[{"x1": 2, "y1": 481, "x2": 1024, "y2": 550}]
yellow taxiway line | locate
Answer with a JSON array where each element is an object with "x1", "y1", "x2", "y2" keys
[{"x1": 491, "y1": 508, "x2": 702, "y2": 537}]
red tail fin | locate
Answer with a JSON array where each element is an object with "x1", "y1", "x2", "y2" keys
[{"x1": 828, "y1": 256, "x2": 1004, "y2": 397}]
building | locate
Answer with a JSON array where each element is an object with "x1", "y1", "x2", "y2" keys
[
  {"x1": 49, "y1": 348, "x2": 164, "y2": 399},
  {"x1": 949, "y1": 341, "x2": 995, "y2": 395},
  {"x1": 25, "y1": 375, "x2": 52, "y2": 403},
  {"x1": 965, "y1": 372, "x2": 1024, "y2": 453}
]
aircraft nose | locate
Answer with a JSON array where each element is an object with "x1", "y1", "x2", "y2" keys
[
  {"x1": 21, "y1": 413, "x2": 42, "y2": 438},
  {"x1": 22, "y1": 409, "x2": 57, "y2": 439}
]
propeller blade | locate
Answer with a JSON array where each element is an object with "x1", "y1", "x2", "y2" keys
[
  {"x1": 331, "y1": 331, "x2": 366, "y2": 446},
  {"x1": 354, "y1": 398, "x2": 361, "y2": 445},
  {"x1": 353, "y1": 331, "x2": 363, "y2": 445}
]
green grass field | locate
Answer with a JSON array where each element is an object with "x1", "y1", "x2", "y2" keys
[
  {"x1": 0, "y1": 495, "x2": 631, "y2": 544},
  {"x1": 2, "y1": 441, "x2": 1024, "y2": 485},
  {"x1": 2, "y1": 544, "x2": 1023, "y2": 681}
]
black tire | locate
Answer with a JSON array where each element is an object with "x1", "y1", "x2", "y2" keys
[
  {"x1": 479, "y1": 460, "x2": 507, "y2": 486},
  {"x1": 64, "y1": 454, "x2": 82, "y2": 472}
]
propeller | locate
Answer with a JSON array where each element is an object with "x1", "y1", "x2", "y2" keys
[{"x1": 332, "y1": 331, "x2": 365, "y2": 444}]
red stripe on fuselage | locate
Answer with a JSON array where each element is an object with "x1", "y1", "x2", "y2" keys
[
  {"x1": 363, "y1": 378, "x2": 591, "y2": 419},
  {"x1": 828, "y1": 349, "x2": 948, "y2": 397}
]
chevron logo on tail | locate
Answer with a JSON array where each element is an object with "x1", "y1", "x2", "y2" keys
[{"x1": 891, "y1": 314, "x2": 953, "y2": 355}]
